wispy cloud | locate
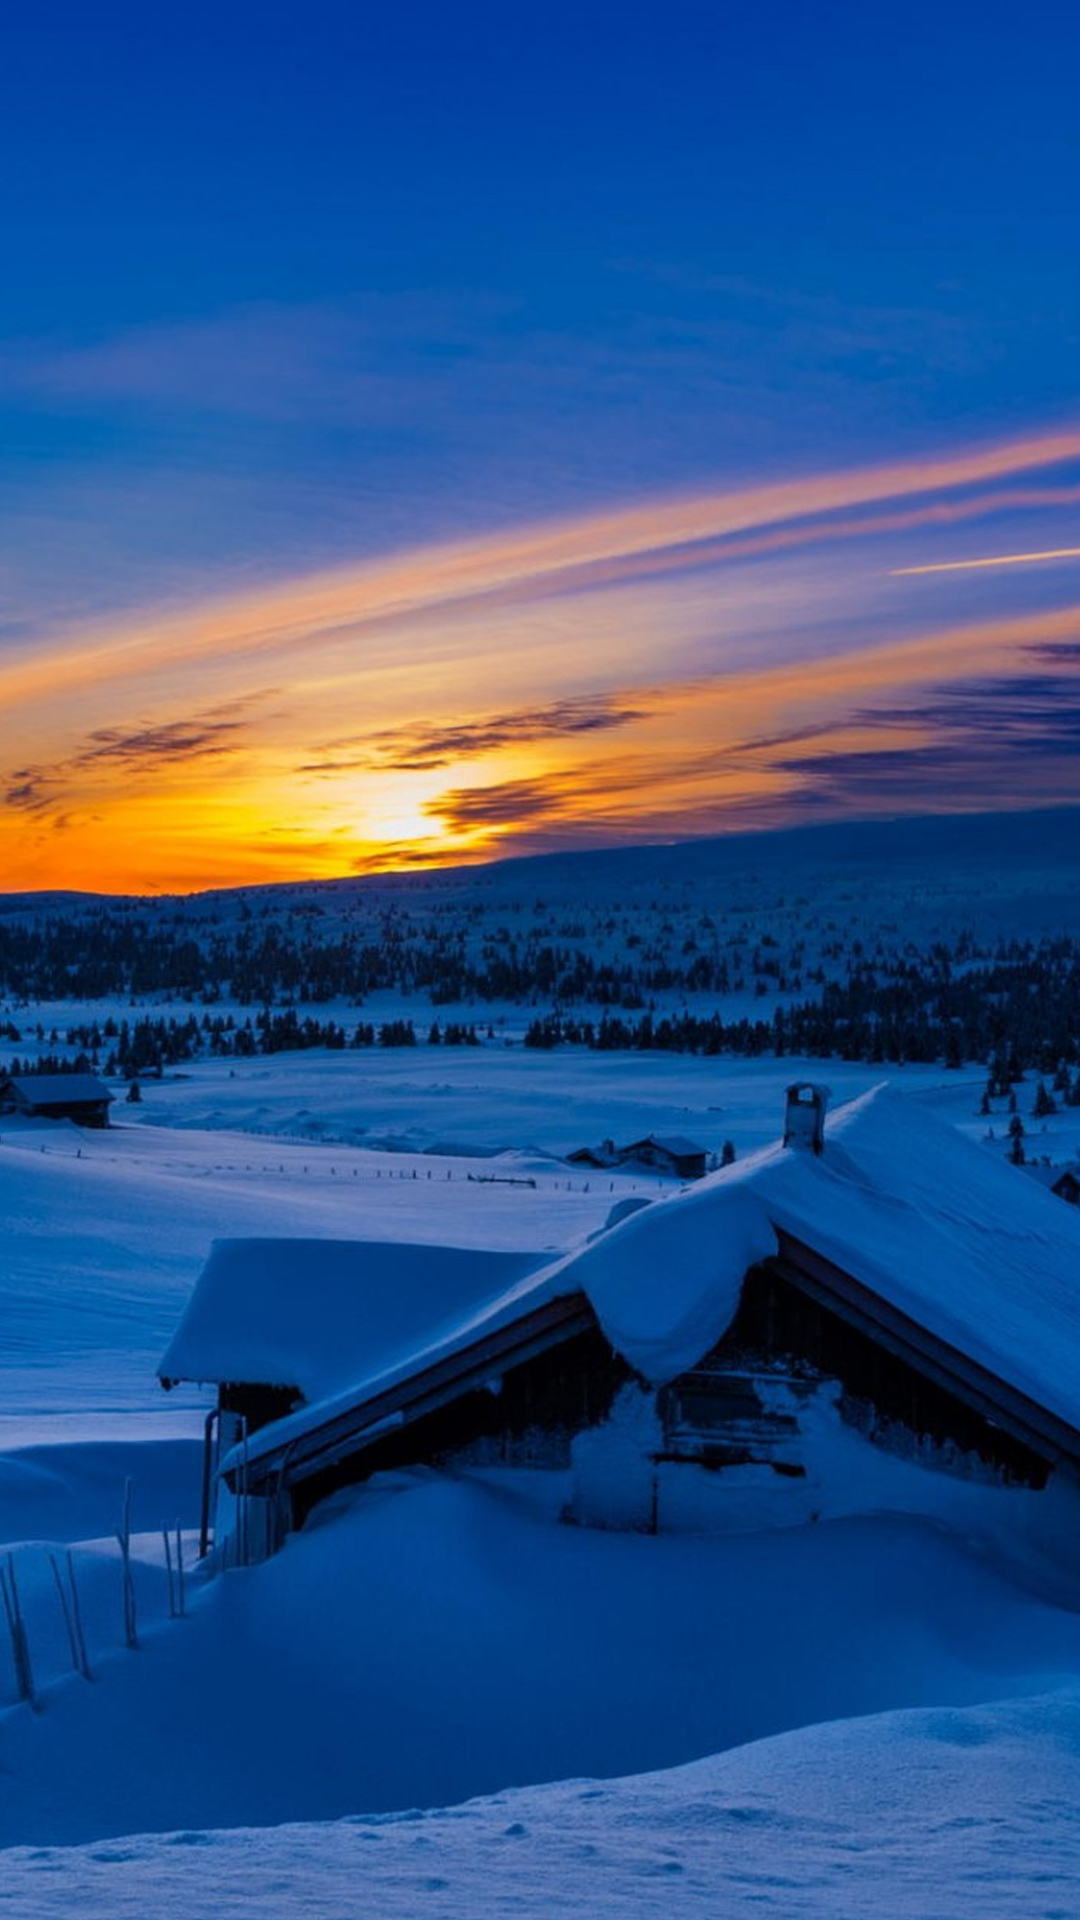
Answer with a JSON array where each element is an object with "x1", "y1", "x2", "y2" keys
[
  {"x1": 0, "y1": 297, "x2": 511, "y2": 427},
  {"x1": 5, "y1": 417, "x2": 1080, "y2": 707},
  {"x1": 5, "y1": 422, "x2": 1080, "y2": 888},
  {"x1": 4, "y1": 770, "x2": 51, "y2": 814},
  {"x1": 3, "y1": 702, "x2": 257, "y2": 825},
  {"x1": 892, "y1": 546, "x2": 1080, "y2": 577},
  {"x1": 302, "y1": 694, "x2": 650, "y2": 774},
  {"x1": 77, "y1": 715, "x2": 248, "y2": 769}
]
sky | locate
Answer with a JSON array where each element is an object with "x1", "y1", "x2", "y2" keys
[{"x1": 3, "y1": 0, "x2": 1080, "y2": 892}]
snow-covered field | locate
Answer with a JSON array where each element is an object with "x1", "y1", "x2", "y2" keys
[
  {"x1": 4, "y1": 1689, "x2": 1080, "y2": 1918},
  {"x1": 3, "y1": 1037, "x2": 1080, "y2": 1914}
]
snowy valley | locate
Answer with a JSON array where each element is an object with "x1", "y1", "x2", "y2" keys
[{"x1": 3, "y1": 818, "x2": 1080, "y2": 1917}]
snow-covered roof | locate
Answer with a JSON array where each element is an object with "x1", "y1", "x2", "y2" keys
[
  {"x1": 224, "y1": 1085, "x2": 1080, "y2": 1480},
  {"x1": 624, "y1": 1134, "x2": 707, "y2": 1159},
  {"x1": 1, "y1": 1073, "x2": 113, "y2": 1106},
  {"x1": 159, "y1": 1239, "x2": 552, "y2": 1399},
  {"x1": 1023, "y1": 1163, "x2": 1072, "y2": 1190},
  {"x1": 725, "y1": 1088, "x2": 1080, "y2": 1435}
]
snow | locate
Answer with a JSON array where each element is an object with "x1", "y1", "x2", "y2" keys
[
  {"x1": 160, "y1": 1239, "x2": 550, "y2": 1396},
  {"x1": 0, "y1": 1116, "x2": 614, "y2": 1419},
  {"x1": 0, "y1": 1437, "x2": 200, "y2": 1548},
  {"x1": 567, "y1": 1078, "x2": 1080, "y2": 1404},
  {"x1": 724, "y1": 1085, "x2": 1080, "y2": 1435},
  {"x1": 568, "y1": 1182, "x2": 777, "y2": 1383},
  {"x1": 1, "y1": 1071, "x2": 113, "y2": 1106},
  {"x1": 228, "y1": 1080, "x2": 1080, "y2": 1481},
  {"x1": 105, "y1": 1039, "x2": 964, "y2": 1164},
  {"x1": 3, "y1": 1469, "x2": 1080, "y2": 1852},
  {"x1": 3, "y1": 1687, "x2": 1079, "y2": 1917},
  {"x1": 3, "y1": 1037, "x2": 1080, "y2": 1910}
]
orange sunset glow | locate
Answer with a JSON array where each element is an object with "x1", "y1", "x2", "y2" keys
[{"x1": 6, "y1": 422, "x2": 1080, "y2": 892}]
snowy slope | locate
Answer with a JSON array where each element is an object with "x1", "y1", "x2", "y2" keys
[
  {"x1": 3, "y1": 1686, "x2": 1079, "y2": 1918},
  {"x1": 2, "y1": 1469, "x2": 1080, "y2": 1850},
  {"x1": 0, "y1": 1119, "x2": 615, "y2": 1420},
  {"x1": 3, "y1": 1053, "x2": 1080, "y2": 1912}
]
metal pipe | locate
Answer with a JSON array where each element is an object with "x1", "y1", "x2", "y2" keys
[{"x1": 199, "y1": 1406, "x2": 220, "y2": 1559}]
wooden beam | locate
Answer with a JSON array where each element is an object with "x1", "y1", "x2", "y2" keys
[
  {"x1": 770, "y1": 1230, "x2": 1080, "y2": 1470},
  {"x1": 231, "y1": 1292, "x2": 598, "y2": 1496}
]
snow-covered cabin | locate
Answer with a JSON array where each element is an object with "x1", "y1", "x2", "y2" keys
[
  {"x1": 1025, "y1": 1162, "x2": 1080, "y2": 1207},
  {"x1": 618, "y1": 1135, "x2": 710, "y2": 1180},
  {"x1": 0, "y1": 1071, "x2": 113, "y2": 1128},
  {"x1": 1055, "y1": 1166, "x2": 1080, "y2": 1206},
  {"x1": 163, "y1": 1085, "x2": 1080, "y2": 1561},
  {"x1": 567, "y1": 1134, "x2": 709, "y2": 1179}
]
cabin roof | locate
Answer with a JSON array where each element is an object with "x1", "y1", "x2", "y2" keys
[
  {"x1": 159, "y1": 1239, "x2": 553, "y2": 1399},
  {"x1": 734, "y1": 1087, "x2": 1080, "y2": 1438},
  {"x1": 215, "y1": 1086, "x2": 1080, "y2": 1486},
  {"x1": 1023, "y1": 1162, "x2": 1073, "y2": 1190},
  {"x1": 1, "y1": 1072, "x2": 113, "y2": 1106},
  {"x1": 624, "y1": 1134, "x2": 707, "y2": 1159}
]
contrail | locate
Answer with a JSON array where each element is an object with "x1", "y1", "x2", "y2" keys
[{"x1": 893, "y1": 547, "x2": 1080, "y2": 577}]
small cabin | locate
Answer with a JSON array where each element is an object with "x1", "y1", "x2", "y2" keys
[
  {"x1": 567, "y1": 1134, "x2": 709, "y2": 1180},
  {"x1": 1054, "y1": 1166, "x2": 1080, "y2": 1206},
  {"x1": 619, "y1": 1135, "x2": 710, "y2": 1180},
  {"x1": 1025, "y1": 1163, "x2": 1080, "y2": 1207},
  {"x1": 566, "y1": 1139, "x2": 618, "y2": 1170},
  {"x1": 0, "y1": 1072, "x2": 114, "y2": 1129}
]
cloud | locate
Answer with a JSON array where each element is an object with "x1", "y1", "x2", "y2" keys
[
  {"x1": 4, "y1": 770, "x2": 51, "y2": 813},
  {"x1": 418, "y1": 649, "x2": 1080, "y2": 860},
  {"x1": 0, "y1": 297, "x2": 513, "y2": 428},
  {"x1": 763, "y1": 663, "x2": 1080, "y2": 812},
  {"x1": 423, "y1": 761, "x2": 814, "y2": 858},
  {"x1": 892, "y1": 546, "x2": 1080, "y2": 577},
  {"x1": 850, "y1": 677, "x2": 1080, "y2": 750},
  {"x1": 773, "y1": 741, "x2": 1080, "y2": 813},
  {"x1": 7, "y1": 418, "x2": 1080, "y2": 889},
  {"x1": 76, "y1": 716, "x2": 248, "y2": 769},
  {"x1": 3, "y1": 705, "x2": 255, "y2": 826},
  {"x1": 302, "y1": 694, "x2": 650, "y2": 774},
  {"x1": 5, "y1": 417, "x2": 1080, "y2": 723},
  {"x1": 427, "y1": 777, "x2": 571, "y2": 833},
  {"x1": 1026, "y1": 641, "x2": 1080, "y2": 663}
]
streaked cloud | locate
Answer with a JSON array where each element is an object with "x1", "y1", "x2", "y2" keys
[
  {"x1": 892, "y1": 547, "x2": 1080, "y2": 577},
  {"x1": 77, "y1": 715, "x2": 249, "y2": 769},
  {"x1": 302, "y1": 695, "x2": 650, "y2": 774},
  {"x1": 2, "y1": 702, "x2": 258, "y2": 827},
  {"x1": 4, "y1": 417, "x2": 1080, "y2": 707},
  {"x1": 5, "y1": 420, "x2": 1080, "y2": 889}
]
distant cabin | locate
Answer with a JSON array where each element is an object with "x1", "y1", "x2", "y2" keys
[
  {"x1": 567, "y1": 1134, "x2": 709, "y2": 1180},
  {"x1": 0, "y1": 1072, "x2": 114, "y2": 1129},
  {"x1": 162, "y1": 1083, "x2": 1080, "y2": 1566},
  {"x1": 1055, "y1": 1167, "x2": 1080, "y2": 1206},
  {"x1": 1025, "y1": 1162, "x2": 1080, "y2": 1207},
  {"x1": 566, "y1": 1139, "x2": 618, "y2": 1171},
  {"x1": 620, "y1": 1135, "x2": 710, "y2": 1180}
]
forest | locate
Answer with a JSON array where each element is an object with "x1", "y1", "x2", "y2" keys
[{"x1": 2, "y1": 892, "x2": 1080, "y2": 1089}]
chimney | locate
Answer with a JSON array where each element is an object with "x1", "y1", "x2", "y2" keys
[{"x1": 783, "y1": 1082, "x2": 829, "y2": 1156}]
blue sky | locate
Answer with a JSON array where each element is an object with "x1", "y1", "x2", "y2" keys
[{"x1": 3, "y1": 1, "x2": 1080, "y2": 886}]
